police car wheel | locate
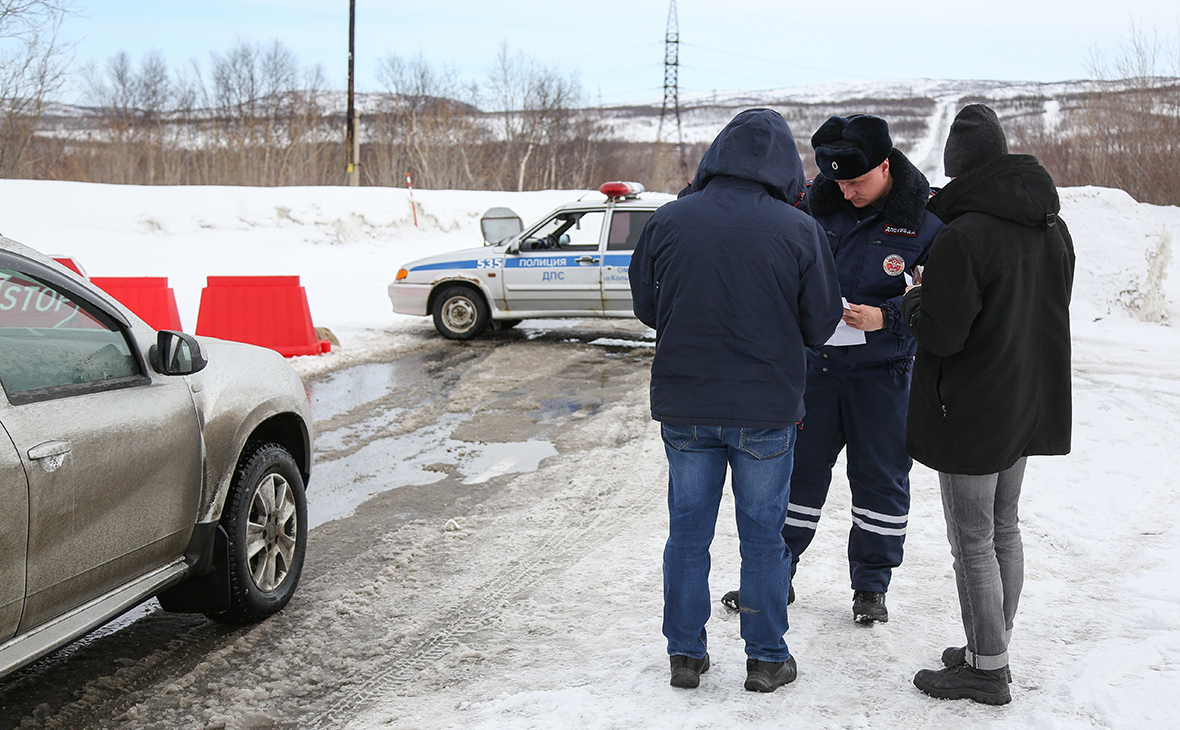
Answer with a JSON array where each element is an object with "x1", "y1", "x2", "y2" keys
[{"x1": 432, "y1": 285, "x2": 489, "y2": 340}]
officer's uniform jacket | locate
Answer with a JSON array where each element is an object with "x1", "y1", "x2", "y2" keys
[{"x1": 806, "y1": 150, "x2": 942, "y2": 378}]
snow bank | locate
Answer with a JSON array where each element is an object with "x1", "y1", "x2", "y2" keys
[
  {"x1": 1061, "y1": 187, "x2": 1173, "y2": 323},
  {"x1": 0, "y1": 179, "x2": 587, "y2": 345},
  {"x1": 2, "y1": 179, "x2": 1172, "y2": 332}
]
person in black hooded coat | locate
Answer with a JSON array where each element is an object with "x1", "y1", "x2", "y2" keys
[
  {"x1": 631, "y1": 108, "x2": 842, "y2": 693},
  {"x1": 901, "y1": 104, "x2": 1075, "y2": 705}
]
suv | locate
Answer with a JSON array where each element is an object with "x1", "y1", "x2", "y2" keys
[
  {"x1": 389, "y1": 182, "x2": 671, "y2": 339},
  {"x1": 0, "y1": 236, "x2": 312, "y2": 677}
]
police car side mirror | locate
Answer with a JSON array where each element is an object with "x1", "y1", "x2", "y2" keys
[{"x1": 506, "y1": 239, "x2": 521, "y2": 254}]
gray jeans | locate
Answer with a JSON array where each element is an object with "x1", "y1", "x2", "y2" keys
[{"x1": 938, "y1": 458, "x2": 1027, "y2": 671}]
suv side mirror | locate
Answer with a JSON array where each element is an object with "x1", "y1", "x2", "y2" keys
[{"x1": 150, "y1": 330, "x2": 208, "y2": 375}]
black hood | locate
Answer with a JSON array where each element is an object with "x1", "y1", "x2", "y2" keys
[
  {"x1": 929, "y1": 154, "x2": 1060, "y2": 229},
  {"x1": 684, "y1": 108, "x2": 806, "y2": 206}
]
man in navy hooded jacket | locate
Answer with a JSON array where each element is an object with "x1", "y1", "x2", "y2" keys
[{"x1": 631, "y1": 109, "x2": 842, "y2": 693}]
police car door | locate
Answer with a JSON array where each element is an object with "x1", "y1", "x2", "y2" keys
[
  {"x1": 502, "y1": 209, "x2": 605, "y2": 314},
  {"x1": 601, "y1": 208, "x2": 655, "y2": 314}
]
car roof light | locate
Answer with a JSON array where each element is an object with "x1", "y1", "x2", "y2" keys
[{"x1": 599, "y1": 181, "x2": 645, "y2": 199}]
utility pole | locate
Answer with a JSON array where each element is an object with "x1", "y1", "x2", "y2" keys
[
  {"x1": 344, "y1": 0, "x2": 360, "y2": 186},
  {"x1": 656, "y1": 0, "x2": 687, "y2": 178}
]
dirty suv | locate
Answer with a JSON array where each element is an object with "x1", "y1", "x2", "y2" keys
[{"x1": 0, "y1": 236, "x2": 312, "y2": 678}]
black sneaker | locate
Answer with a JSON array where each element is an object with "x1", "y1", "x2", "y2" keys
[
  {"x1": 914, "y1": 663, "x2": 1011, "y2": 705},
  {"x1": 941, "y1": 646, "x2": 1012, "y2": 682},
  {"x1": 721, "y1": 590, "x2": 741, "y2": 612},
  {"x1": 669, "y1": 653, "x2": 710, "y2": 688},
  {"x1": 744, "y1": 656, "x2": 798, "y2": 692},
  {"x1": 852, "y1": 590, "x2": 888, "y2": 624},
  {"x1": 720, "y1": 585, "x2": 794, "y2": 613}
]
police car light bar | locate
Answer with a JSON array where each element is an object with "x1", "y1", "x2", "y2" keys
[{"x1": 599, "y1": 181, "x2": 645, "y2": 199}]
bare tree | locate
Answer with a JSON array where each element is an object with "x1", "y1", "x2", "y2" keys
[
  {"x1": 372, "y1": 52, "x2": 485, "y2": 188},
  {"x1": 0, "y1": 0, "x2": 71, "y2": 177},
  {"x1": 197, "y1": 37, "x2": 323, "y2": 185},
  {"x1": 487, "y1": 44, "x2": 586, "y2": 190},
  {"x1": 83, "y1": 49, "x2": 173, "y2": 183},
  {"x1": 1025, "y1": 24, "x2": 1180, "y2": 205},
  {"x1": 1083, "y1": 25, "x2": 1180, "y2": 203}
]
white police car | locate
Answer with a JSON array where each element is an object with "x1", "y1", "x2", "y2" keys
[{"x1": 389, "y1": 182, "x2": 672, "y2": 339}]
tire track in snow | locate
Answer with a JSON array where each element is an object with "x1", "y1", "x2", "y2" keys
[
  {"x1": 307, "y1": 438, "x2": 663, "y2": 728},
  {"x1": 0, "y1": 614, "x2": 237, "y2": 730}
]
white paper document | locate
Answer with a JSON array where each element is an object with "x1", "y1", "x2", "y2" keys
[{"x1": 824, "y1": 298, "x2": 866, "y2": 346}]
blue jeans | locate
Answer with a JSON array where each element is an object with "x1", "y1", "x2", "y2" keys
[
  {"x1": 939, "y1": 458, "x2": 1027, "y2": 671},
  {"x1": 661, "y1": 424, "x2": 796, "y2": 663}
]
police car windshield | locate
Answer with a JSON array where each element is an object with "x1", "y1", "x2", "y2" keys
[{"x1": 523, "y1": 211, "x2": 603, "y2": 251}]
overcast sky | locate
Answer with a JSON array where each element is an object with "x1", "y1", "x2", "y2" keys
[{"x1": 59, "y1": 0, "x2": 1180, "y2": 107}]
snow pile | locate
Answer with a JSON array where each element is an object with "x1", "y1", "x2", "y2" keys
[
  {"x1": 1061, "y1": 186, "x2": 1173, "y2": 323},
  {"x1": 0, "y1": 179, "x2": 588, "y2": 342}
]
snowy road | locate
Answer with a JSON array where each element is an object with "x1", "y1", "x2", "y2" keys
[
  {"x1": 0, "y1": 319, "x2": 663, "y2": 729},
  {"x1": 3, "y1": 313, "x2": 1177, "y2": 730}
]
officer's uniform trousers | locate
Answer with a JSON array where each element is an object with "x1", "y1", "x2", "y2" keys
[{"x1": 781, "y1": 363, "x2": 911, "y2": 593}]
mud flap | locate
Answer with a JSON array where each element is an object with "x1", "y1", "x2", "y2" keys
[{"x1": 157, "y1": 525, "x2": 231, "y2": 613}]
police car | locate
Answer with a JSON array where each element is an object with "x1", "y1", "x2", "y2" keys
[{"x1": 389, "y1": 182, "x2": 671, "y2": 339}]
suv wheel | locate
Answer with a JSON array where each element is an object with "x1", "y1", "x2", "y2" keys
[{"x1": 208, "y1": 442, "x2": 307, "y2": 624}]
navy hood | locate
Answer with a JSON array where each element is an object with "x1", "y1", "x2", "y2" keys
[{"x1": 685, "y1": 108, "x2": 806, "y2": 206}]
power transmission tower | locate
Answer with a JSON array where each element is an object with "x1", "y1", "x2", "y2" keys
[
  {"x1": 344, "y1": 0, "x2": 360, "y2": 186},
  {"x1": 656, "y1": 0, "x2": 687, "y2": 178}
]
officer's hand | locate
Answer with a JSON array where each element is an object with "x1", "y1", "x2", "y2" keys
[{"x1": 843, "y1": 304, "x2": 884, "y2": 332}]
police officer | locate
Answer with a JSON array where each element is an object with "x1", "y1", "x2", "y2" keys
[{"x1": 725, "y1": 114, "x2": 942, "y2": 623}]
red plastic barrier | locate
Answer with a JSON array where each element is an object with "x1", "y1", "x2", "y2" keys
[
  {"x1": 91, "y1": 277, "x2": 184, "y2": 332},
  {"x1": 195, "y1": 275, "x2": 330, "y2": 357},
  {"x1": 52, "y1": 256, "x2": 88, "y2": 278}
]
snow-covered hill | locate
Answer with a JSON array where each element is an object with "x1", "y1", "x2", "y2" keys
[
  {"x1": 596, "y1": 77, "x2": 1113, "y2": 184},
  {"x1": 39, "y1": 77, "x2": 1138, "y2": 186}
]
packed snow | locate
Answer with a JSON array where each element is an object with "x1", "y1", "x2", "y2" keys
[{"x1": 1, "y1": 173, "x2": 1178, "y2": 728}]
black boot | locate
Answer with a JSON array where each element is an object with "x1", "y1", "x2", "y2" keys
[
  {"x1": 941, "y1": 646, "x2": 1012, "y2": 682},
  {"x1": 669, "y1": 653, "x2": 710, "y2": 688},
  {"x1": 852, "y1": 590, "x2": 888, "y2": 624},
  {"x1": 914, "y1": 663, "x2": 1011, "y2": 705},
  {"x1": 720, "y1": 584, "x2": 794, "y2": 613},
  {"x1": 744, "y1": 656, "x2": 797, "y2": 692}
]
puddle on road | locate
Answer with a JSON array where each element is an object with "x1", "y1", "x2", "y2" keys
[
  {"x1": 461, "y1": 440, "x2": 557, "y2": 484},
  {"x1": 306, "y1": 358, "x2": 430, "y2": 422},
  {"x1": 308, "y1": 414, "x2": 558, "y2": 529},
  {"x1": 305, "y1": 360, "x2": 561, "y2": 529},
  {"x1": 527, "y1": 395, "x2": 602, "y2": 424}
]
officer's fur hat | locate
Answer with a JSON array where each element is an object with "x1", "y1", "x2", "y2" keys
[{"x1": 811, "y1": 114, "x2": 892, "y2": 180}]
